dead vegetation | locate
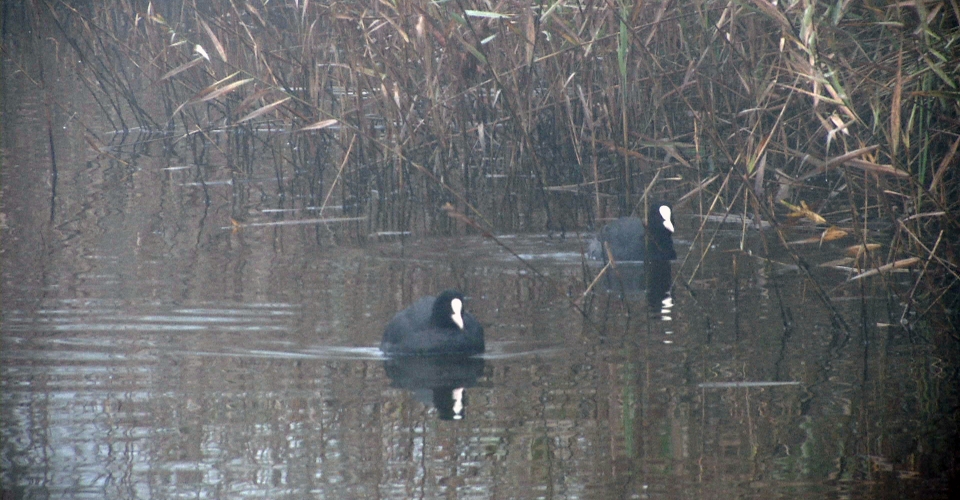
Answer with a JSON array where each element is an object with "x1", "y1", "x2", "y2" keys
[{"x1": 10, "y1": 0, "x2": 960, "y2": 330}]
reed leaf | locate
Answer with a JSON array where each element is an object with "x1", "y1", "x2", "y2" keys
[
  {"x1": 236, "y1": 97, "x2": 291, "y2": 124},
  {"x1": 298, "y1": 119, "x2": 339, "y2": 132},
  {"x1": 197, "y1": 17, "x2": 228, "y2": 62},
  {"x1": 200, "y1": 78, "x2": 254, "y2": 102},
  {"x1": 158, "y1": 57, "x2": 205, "y2": 82}
]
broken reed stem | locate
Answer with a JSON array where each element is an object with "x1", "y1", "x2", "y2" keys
[
  {"x1": 899, "y1": 230, "x2": 944, "y2": 325},
  {"x1": 683, "y1": 169, "x2": 736, "y2": 284},
  {"x1": 579, "y1": 262, "x2": 611, "y2": 304},
  {"x1": 318, "y1": 133, "x2": 357, "y2": 220},
  {"x1": 896, "y1": 221, "x2": 960, "y2": 281}
]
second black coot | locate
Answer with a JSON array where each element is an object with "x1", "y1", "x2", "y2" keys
[
  {"x1": 588, "y1": 203, "x2": 677, "y2": 262},
  {"x1": 380, "y1": 290, "x2": 484, "y2": 356}
]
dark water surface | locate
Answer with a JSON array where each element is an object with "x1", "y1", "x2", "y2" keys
[
  {"x1": 3, "y1": 164, "x2": 953, "y2": 499},
  {"x1": 3, "y1": 24, "x2": 955, "y2": 500}
]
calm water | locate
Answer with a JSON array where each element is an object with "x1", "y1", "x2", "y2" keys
[
  {"x1": 3, "y1": 17, "x2": 956, "y2": 500},
  {"x1": 3, "y1": 167, "x2": 953, "y2": 499}
]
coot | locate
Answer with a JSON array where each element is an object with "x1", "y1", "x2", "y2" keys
[
  {"x1": 380, "y1": 290, "x2": 485, "y2": 356},
  {"x1": 588, "y1": 203, "x2": 677, "y2": 262}
]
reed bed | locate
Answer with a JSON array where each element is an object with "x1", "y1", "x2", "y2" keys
[{"x1": 8, "y1": 0, "x2": 959, "y2": 330}]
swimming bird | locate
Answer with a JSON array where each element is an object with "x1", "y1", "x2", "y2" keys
[
  {"x1": 380, "y1": 290, "x2": 484, "y2": 356},
  {"x1": 588, "y1": 202, "x2": 677, "y2": 262}
]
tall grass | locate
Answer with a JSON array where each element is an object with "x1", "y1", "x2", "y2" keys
[{"x1": 9, "y1": 0, "x2": 959, "y2": 329}]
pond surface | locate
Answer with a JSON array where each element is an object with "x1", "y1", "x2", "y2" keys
[
  {"x1": 2, "y1": 22, "x2": 956, "y2": 500},
  {"x1": 3, "y1": 176, "x2": 953, "y2": 500}
]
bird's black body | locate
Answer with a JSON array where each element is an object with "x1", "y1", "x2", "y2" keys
[{"x1": 380, "y1": 290, "x2": 484, "y2": 356}]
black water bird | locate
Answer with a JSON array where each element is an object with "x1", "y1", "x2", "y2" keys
[
  {"x1": 588, "y1": 203, "x2": 677, "y2": 262},
  {"x1": 380, "y1": 290, "x2": 484, "y2": 356}
]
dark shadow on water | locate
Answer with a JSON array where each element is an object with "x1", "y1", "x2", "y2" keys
[{"x1": 382, "y1": 355, "x2": 486, "y2": 420}]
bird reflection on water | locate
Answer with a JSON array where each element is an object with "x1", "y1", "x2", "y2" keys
[
  {"x1": 382, "y1": 355, "x2": 485, "y2": 420},
  {"x1": 646, "y1": 261, "x2": 674, "y2": 322}
]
